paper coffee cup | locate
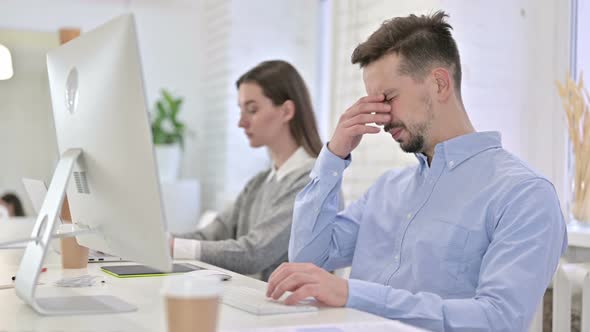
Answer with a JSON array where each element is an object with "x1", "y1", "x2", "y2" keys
[
  {"x1": 60, "y1": 223, "x2": 89, "y2": 269},
  {"x1": 162, "y1": 275, "x2": 222, "y2": 332}
]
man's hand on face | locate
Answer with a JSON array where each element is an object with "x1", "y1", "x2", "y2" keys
[
  {"x1": 328, "y1": 94, "x2": 391, "y2": 159},
  {"x1": 266, "y1": 263, "x2": 349, "y2": 307}
]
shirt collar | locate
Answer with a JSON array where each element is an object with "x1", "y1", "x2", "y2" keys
[
  {"x1": 415, "y1": 153, "x2": 429, "y2": 170},
  {"x1": 266, "y1": 147, "x2": 315, "y2": 183},
  {"x1": 415, "y1": 131, "x2": 502, "y2": 170}
]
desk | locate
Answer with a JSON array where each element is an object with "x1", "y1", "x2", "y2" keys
[{"x1": 0, "y1": 260, "x2": 411, "y2": 331}]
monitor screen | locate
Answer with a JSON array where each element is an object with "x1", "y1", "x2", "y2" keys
[{"x1": 46, "y1": 14, "x2": 171, "y2": 272}]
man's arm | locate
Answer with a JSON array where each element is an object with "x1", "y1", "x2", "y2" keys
[
  {"x1": 289, "y1": 145, "x2": 368, "y2": 271},
  {"x1": 290, "y1": 94, "x2": 391, "y2": 271},
  {"x1": 270, "y1": 178, "x2": 567, "y2": 332}
]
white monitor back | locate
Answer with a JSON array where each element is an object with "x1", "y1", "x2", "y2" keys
[{"x1": 46, "y1": 14, "x2": 171, "y2": 271}]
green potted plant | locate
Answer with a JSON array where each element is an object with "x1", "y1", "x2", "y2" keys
[{"x1": 151, "y1": 89, "x2": 187, "y2": 182}]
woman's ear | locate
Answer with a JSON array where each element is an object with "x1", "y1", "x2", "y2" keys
[{"x1": 281, "y1": 100, "x2": 295, "y2": 122}]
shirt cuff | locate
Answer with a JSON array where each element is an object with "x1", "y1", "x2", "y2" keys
[
  {"x1": 346, "y1": 278, "x2": 387, "y2": 314},
  {"x1": 310, "y1": 143, "x2": 352, "y2": 180},
  {"x1": 173, "y1": 238, "x2": 201, "y2": 260}
]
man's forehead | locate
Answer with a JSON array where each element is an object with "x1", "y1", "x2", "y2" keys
[
  {"x1": 363, "y1": 68, "x2": 401, "y2": 96},
  {"x1": 362, "y1": 54, "x2": 405, "y2": 93}
]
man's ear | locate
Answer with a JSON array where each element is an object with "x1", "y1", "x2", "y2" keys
[
  {"x1": 432, "y1": 68, "x2": 452, "y2": 101},
  {"x1": 281, "y1": 100, "x2": 295, "y2": 122}
]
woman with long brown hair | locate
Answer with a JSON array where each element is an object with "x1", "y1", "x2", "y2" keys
[
  {"x1": 171, "y1": 60, "x2": 322, "y2": 281},
  {"x1": 0, "y1": 193, "x2": 25, "y2": 217}
]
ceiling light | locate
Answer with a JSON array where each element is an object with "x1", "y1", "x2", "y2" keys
[{"x1": 0, "y1": 43, "x2": 14, "y2": 80}]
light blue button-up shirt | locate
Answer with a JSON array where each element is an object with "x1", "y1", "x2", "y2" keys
[{"x1": 289, "y1": 131, "x2": 567, "y2": 332}]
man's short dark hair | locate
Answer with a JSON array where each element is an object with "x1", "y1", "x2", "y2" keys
[{"x1": 351, "y1": 11, "x2": 462, "y2": 96}]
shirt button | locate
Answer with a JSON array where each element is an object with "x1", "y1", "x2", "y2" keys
[
  {"x1": 449, "y1": 160, "x2": 455, "y2": 167},
  {"x1": 394, "y1": 255, "x2": 399, "y2": 261},
  {"x1": 332, "y1": 171, "x2": 338, "y2": 177},
  {"x1": 406, "y1": 213, "x2": 412, "y2": 220}
]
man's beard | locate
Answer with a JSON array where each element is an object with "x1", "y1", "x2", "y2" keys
[
  {"x1": 399, "y1": 127, "x2": 425, "y2": 153},
  {"x1": 385, "y1": 95, "x2": 432, "y2": 154},
  {"x1": 384, "y1": 123, "x2": 425, "y2": 153}
]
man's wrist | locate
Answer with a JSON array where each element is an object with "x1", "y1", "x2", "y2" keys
[{"x1": 327, "y1": 141, "x2": 349, "y2": 159}]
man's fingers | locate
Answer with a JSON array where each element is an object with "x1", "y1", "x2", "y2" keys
[
  {"x1": 344, "y1": 103, "x2": 390, "y2": 121},
  {"x1": 358, "y1": 101, "x2": 390, "y2": 113},
  {"x1": 342, "y1": 98, "x2": 390, "y2": 120},
  {"x1": 267, "y1": 269, "x2": 287, "y2": 297},
  {"x1": 345, "y1": 124, "x2": 381, "y2": 136},
  {"x1": 270, "y1": 272, "x2": 315, "y2": 300},
  {"x1": 267, "y1": 263, "x2": 299, "y2": 296},
  {"x1": 266, "y1": 263, "x2": 316, "y2": 297},
  {"x1": 356, "y1": 94, "x2": 385, "y2": 105},
  {"x1": 284, "y1": 284, "x2": 319, "y2": 305},
  {"x1": 342, "y1": 113, "x2": 391, "y2": 128},
  {"x1": 266, "y1": 263, "x2": 289, "y2": 296}
]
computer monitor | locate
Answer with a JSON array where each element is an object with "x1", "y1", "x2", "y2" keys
[{"x1": 14, "y1": 14, "x2": 172, "y2": 315}]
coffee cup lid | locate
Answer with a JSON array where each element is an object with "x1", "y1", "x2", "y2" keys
[{"x1": 161, "y1": 274, "x2": 222, "y2": 298}]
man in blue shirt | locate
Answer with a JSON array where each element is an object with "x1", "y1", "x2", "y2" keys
[{"x1": 266, "y1": 11, "x2": 567, "y2": 331}]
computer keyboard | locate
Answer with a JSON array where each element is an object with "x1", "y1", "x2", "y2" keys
[{"x1": 222, "y1": 286, "x2": 318, "y2": 315}]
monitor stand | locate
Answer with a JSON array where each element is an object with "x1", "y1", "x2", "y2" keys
[{"x1": 14, "y1": 148, "x2": 137, "y2": 315}]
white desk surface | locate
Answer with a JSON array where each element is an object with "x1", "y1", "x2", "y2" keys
[{"x1": 0, "y1": 260, "x2": 402, "y2": 332}]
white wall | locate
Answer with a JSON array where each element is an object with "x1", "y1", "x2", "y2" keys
[
  {"x1": 185, "y1": 1, "x2": 232, "y2": 212},
  {"x1": 0, "y1": 30, "x2": 59, "y2": 216},
  {"x1": 441, "y1": 0, "x2": 570, "y2": 210},
  {"x1": 0, "y1": 0, "x2": 203, "y2": 214},
  {"x1": 330, "y1": 0, "x2": 448, "y2": 204},
  {"x1": 578, "y1": 0, "x2": 590, "y2": 77},
  {"x1": 0, "y1": 0, "x2": 572, "y2": 216},
  {"x1": 576, "y1": 0, "x2": 590, "y2": 76},
  {"x1": 0, "y1": 0, "x2": 323, "y2": 215},
  {"x1": 225, "y1": 0, "x2": 320, "y2": 205},
  {"x1": 193, "y1": 0, "x2": 320, "y2": 210},
  {"x1": 329, "y1": 0, "x2": 570, "y2": 208}
]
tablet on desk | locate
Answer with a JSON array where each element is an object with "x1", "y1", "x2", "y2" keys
[{"x1": 101, "y1": 263, "x2": 204, "y2": 278}]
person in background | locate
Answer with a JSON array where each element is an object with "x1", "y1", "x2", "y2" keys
[
  {"x1": 266, "y1": 11, "x2": 567, "y2": 331},
  {"x1": 170, "y1": 60, "x2": 323, "y2": 281},
  {"x1": 0, "y1": 193, "x2": 25, "y2": 217}
]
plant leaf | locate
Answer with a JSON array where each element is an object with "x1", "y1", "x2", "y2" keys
[{"x1": 150, "y1": 89, "x2": 190, "y2": 145}]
